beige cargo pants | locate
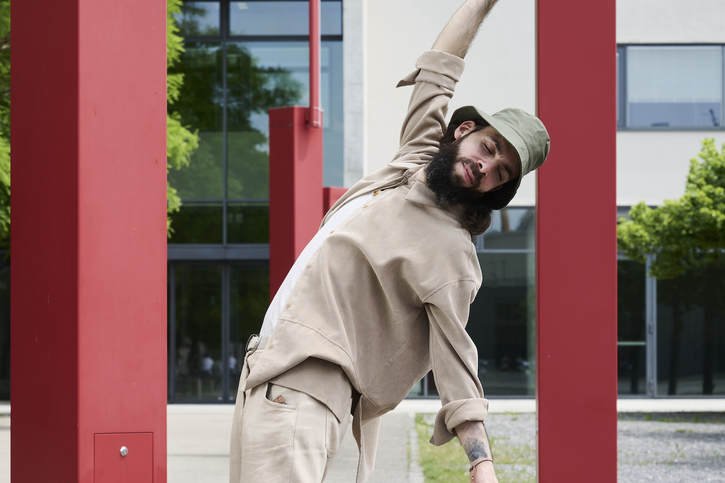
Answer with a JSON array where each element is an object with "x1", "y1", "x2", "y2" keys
[{"x1": 229, "y1": 341, "x2": 351, "y2": 483}]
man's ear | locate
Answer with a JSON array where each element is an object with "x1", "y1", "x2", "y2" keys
[{"x1": 453, "y1": 120, "x2": 477, "y2": 140}]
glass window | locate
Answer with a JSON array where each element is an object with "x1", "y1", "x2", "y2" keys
[
  {"x1": 657, "y1": 264, "x2": 725, "y2": 395},
  {"x1": 169, "y1": 204, "x2": 223, "y2": 244},
  {"x1": 227, "y1": 204, "x2": 269, "y2": 243},
  {"x1": 171, "y1": 263, "x2": 223, "y2": 402},
  {"x1": 168, "y1": 42, "x2": 225, "y2": 201},
  {"x1": 626, "y1": 46, "x2": 723, "y2": 128},
  {"x1": 229, "y1": 1, "x2": 343, "y2": 37},
  {"x1": 175, "y1": 1, "x2": 222, "y2": 37},
  {"x1": 617, "y1": 259, "x2": 646, "y2": 395},
  {"x1": 229, "y1": 262, "x2": 269, "y2": 398},
  {"x1": 469, "y1": 251, "x2": 536, "y2": 396},
  {"x1": 226, "y1": 40, "x2": 344, "y2": 196},
  {"x1": 477, "y1": 208, "x2": 535, "y2": 250}
]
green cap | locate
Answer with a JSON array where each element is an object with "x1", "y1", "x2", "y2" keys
[{"x1": 449, "y1": 106, "x2": 551, "y2": 209}]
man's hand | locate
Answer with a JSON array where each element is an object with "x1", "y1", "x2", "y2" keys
[
  {"x1": 454, "y1": 420, "x2": 499, "y2": 483},
  {"x1": 432, "y1": 0, "x2": 501, "y2": 58}
]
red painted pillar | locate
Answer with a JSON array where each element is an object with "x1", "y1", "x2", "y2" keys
[
  {"x1": 536, "y1": 1, "x2": 618, "y2": 481},
  {"x1": 323, "y1": 187, "x2": 347, "y2": 214},
  {"x1": 11, "y1": 1, "x2": 167, "y2": 482},
  {"x1": 269, "y1": 107, "x2": 324, "y2": 297}
]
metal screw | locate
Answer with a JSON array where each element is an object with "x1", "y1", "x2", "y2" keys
[{"x1": 120, "y1": 446, "x2": 129, "y2": 457}]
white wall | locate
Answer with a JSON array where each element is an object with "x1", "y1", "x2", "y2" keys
[
  {"x1": 618, "y1": 0, "x2": 725, "y2": 43},
  {"x1": 617, "y1": 131, "x2": 725, "y2": 206},
  {"x1": 362, "y1": 0, "x2": 537, "y2": 205},
  {"x1": 343, "y1": 0, "x2": 365, "y2": 186}
]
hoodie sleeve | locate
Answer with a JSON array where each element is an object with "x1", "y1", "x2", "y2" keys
[{"x1": 424, "y1": 279, "x2": 489, "y2": 445}]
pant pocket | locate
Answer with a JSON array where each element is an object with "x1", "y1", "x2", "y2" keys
[
  {"x1": 240, "y1": 383, "x2": 297, "y2": 483},
  {"x1": 264, "y1": 382, "x2": 301, "y2": 410}
]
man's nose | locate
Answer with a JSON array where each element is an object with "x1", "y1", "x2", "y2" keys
[{"x1": 477, "y1": 158, "x2": 489, "y2": 176}]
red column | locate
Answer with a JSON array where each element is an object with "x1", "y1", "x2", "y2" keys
[
  {"x1": 11, "y1": 1, "x2": 167, "y2": 482},
  {"x1": 323, "y1": 187, "x2": 347, "y2": 214},
  {"x1": 536, "y1": 1, "x2": 618, "y2": 481},
  {"x1": 269, "y1": 107, "x2": 324, "y2": 297}
]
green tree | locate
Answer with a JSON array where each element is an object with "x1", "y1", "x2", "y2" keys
[
  {"x1": 617, "y1": 138, "x2": 725, "y2": 394},
  {"x1": 0, "y1": 0, "x2": 11, "y2": 245},
  {"x1": 0, "y1": 0, "x2": 200, "y2": 241},
  {"x1": 167, "y1": 0, "x2": 201, "y2": 235}
]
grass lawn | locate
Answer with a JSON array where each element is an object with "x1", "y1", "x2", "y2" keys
[{"x1": 415, "y1": 414, "x2": 536, "y2": 483}]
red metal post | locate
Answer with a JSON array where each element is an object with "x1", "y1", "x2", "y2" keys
[
  {"x1": 269, "y1": 107, "x2": 324, "y2": 297},
  {"x1": 11, "y1": 1, "x2": 167, "y2": 482},
  {"x1": 536, "y1": 0, "x2": 618, "y2": 481},
  {"x1": 309, "y1": 0, "x2": 322, "y2": 128}
]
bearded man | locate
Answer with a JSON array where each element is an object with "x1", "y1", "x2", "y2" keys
[{"x1": 230, "y1": 0, "x2": 550, "y2": 482}]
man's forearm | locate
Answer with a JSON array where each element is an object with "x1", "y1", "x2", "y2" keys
[
  {"x1": 455, "y1": 420, "x2": 493, "y2": 463},
  {"x1": 432, "y1": 0, "x2": 499, "y2": 58}
]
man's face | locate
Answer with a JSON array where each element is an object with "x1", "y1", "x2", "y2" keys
[
  {"x1": 450, "y1": 121, "x2": 521, "y2": 194},
  {"x1": 426, "y1": 121, "x2": 521, "y2": 206}
]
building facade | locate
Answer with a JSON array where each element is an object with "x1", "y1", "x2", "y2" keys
[{"x1": 0, "y1": 0, "x2": 722, "y2": 401}]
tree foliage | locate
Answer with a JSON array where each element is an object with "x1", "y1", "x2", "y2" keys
[
  {"x1": 167, "y1": 0, "x2": 200, "y2": 235},
  {"x1": 0, "y1": 0, "x2": 11, "y2": 243},
  {"x1": 617, "y1": 138, "x2": 725, "y2": 279}
]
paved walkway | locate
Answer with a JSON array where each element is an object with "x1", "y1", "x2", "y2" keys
[
  {"x1": 1, "y1": 399, "x2": 724, "y2": 482},
  {"x1": 167, "y1": 405, "x2": 422, "y2": 483}
]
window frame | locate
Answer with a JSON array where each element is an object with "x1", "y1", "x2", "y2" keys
[{"x1": 617, "y1": 43, "x2": 725, "y2": 132}]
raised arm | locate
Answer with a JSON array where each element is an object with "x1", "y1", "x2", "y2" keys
[
  {"x1": 393, "y1": 0, "x2": 501, "y2": 167},
  {"x1": 432, "y1": 0, "x2": 499, "y2": 58}
]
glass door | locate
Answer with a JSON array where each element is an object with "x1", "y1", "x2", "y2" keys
[{"x1": 169, "y1": 260, "x2": 269, "y2": 403}]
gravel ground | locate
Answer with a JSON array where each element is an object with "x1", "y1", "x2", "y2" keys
[{"x1": 479, "y1": 413, "x2": 725, "y2": 482}]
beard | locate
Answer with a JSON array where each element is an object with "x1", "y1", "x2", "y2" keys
[
  {"x1": 425, "y1": 139, "x2": 493, "y2": 235},
  {"x1": 425, "y1": 140, "x2": 485, "y2": 206}
]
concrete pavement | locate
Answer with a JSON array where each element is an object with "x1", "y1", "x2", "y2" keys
[
  {"x1": 167, "y1": 404, "x2": 422, "y2": 483},
  {"x1": 1, "y1": 399, "x2": 724, "y2": 482}
]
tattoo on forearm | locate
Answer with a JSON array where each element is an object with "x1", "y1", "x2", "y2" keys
[
  {"x1": 463, "y1": 439, "x2": 489, "y2": 461},
  {"x1": 462, "y1": 424, "x2": 492, "y2": 462}
]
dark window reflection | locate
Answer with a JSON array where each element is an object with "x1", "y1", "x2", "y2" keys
[
  {"x1": 173, "y1": 263, "x2": 223, "y2": 402},
  {"x1": 169, "y1": 204, "x2": 223, "y2": 244},
  {"x1": 229, "y1": 262, "x2": 270, "y2": 398},
  {"x1": 657, "y1": 264, "x2": 725, "y2": 395},
  {"x1": 227, "y1": 204, "x2": 269, "y2": 243},
  {"x1": 175, "y1": 2, "x2": 222, "y2": 37},
  {"x1": 229, "y1": 1, "x2": 343, "y2": 36},
  {"x1": 478, "y1": 208, "x2": 536, "y2": 250},
  {"x1": 618, "y1": 260, "x2": 646, "y2": 394},
  {"x1": 469, "y1": 252, "x2": 535, "y2": 396},
  {"x1": 168, "y1": 42, "x2": 225, "y2": 201},
  {"x1": 226, "y1": 42, "x2": 304, "y2": 200},
  {"x1": 227, "y1": 41, "x2": 344, "y2": 195}
]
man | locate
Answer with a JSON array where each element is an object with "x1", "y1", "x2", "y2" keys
[{"x1": 229, "y1": 0, "x2": 550, "y2": 482}]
